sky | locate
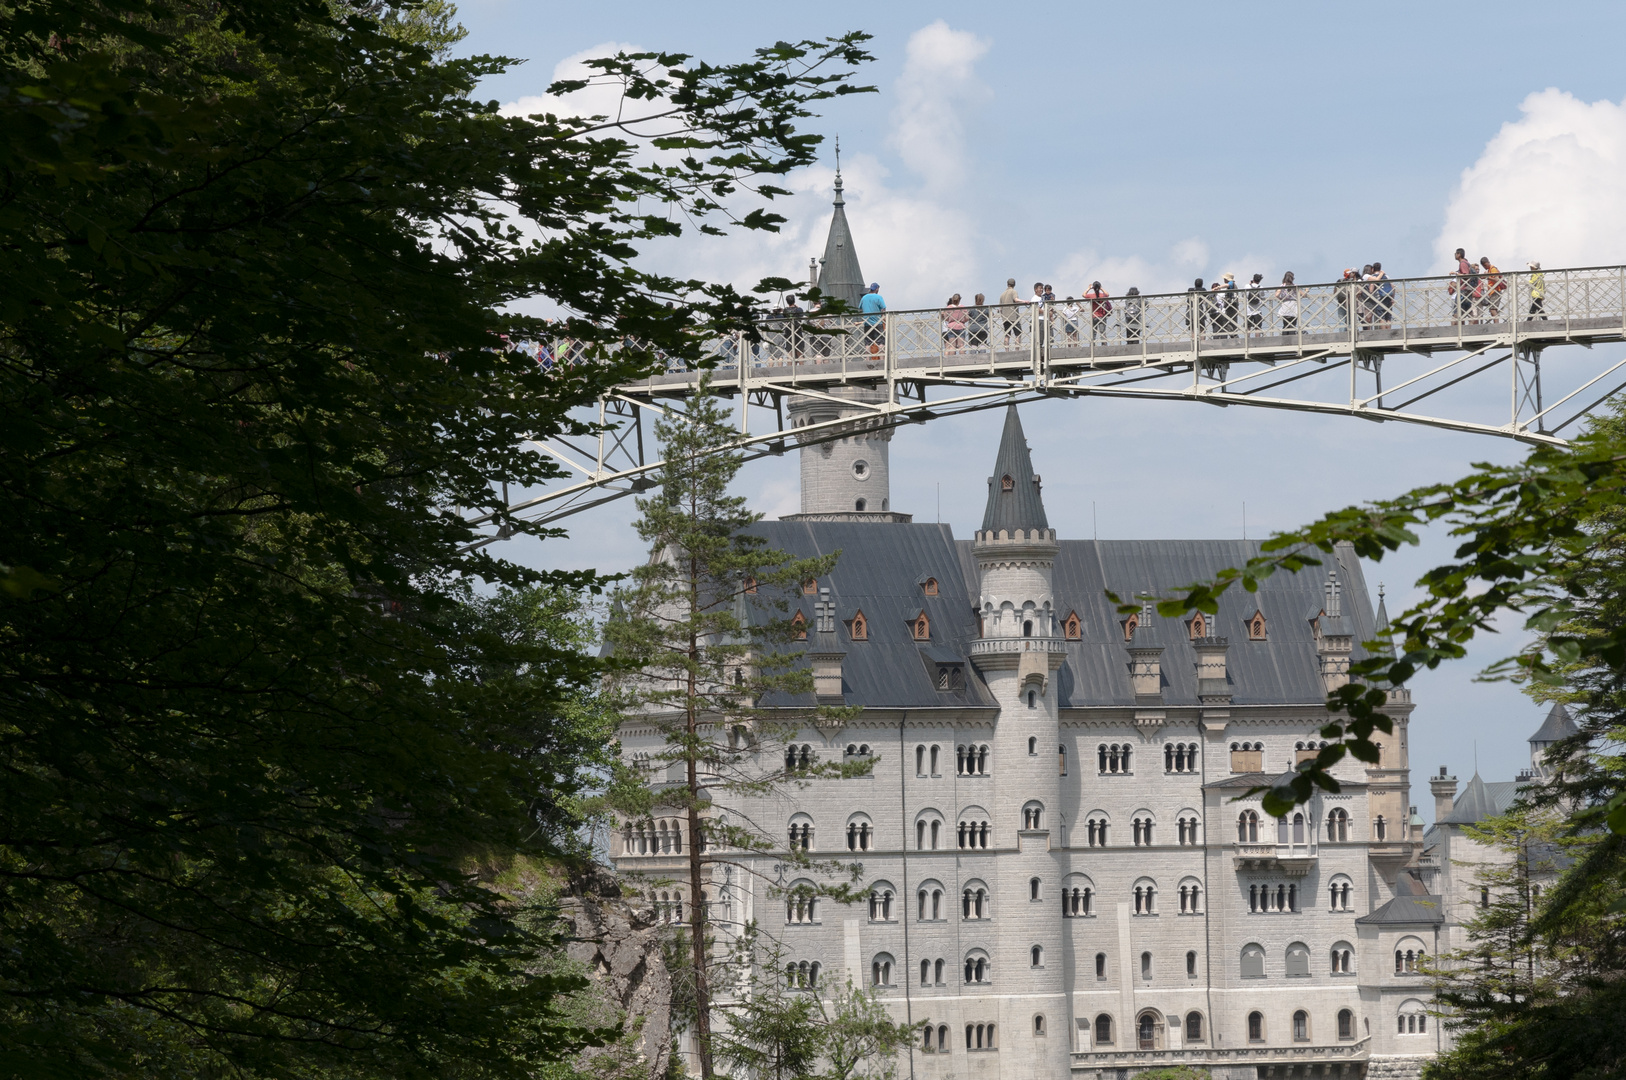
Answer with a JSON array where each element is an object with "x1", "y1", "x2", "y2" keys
[{"x1": 457, "y1": 1, "x2": 1626, "y2": 819}]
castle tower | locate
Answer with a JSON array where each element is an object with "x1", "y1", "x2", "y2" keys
[
  {"x1": 969, "y1": 406, "x2": 1070, "y2": 1080},
  {"x1": 1527, "y1": 701, "x2": 1578, "y2": 778},
  {"x1": 783, "y1": 160, "x2": 909, "y2": 522}
]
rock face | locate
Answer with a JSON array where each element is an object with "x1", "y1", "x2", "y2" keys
[{"x1": 559, "y1": 864, "x2": 674, "y2": 1079}]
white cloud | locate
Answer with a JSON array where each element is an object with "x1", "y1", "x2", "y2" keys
[
  {"x1": 888, "y1": 21, "x2": 991, "y2": 190},
  {"x1": 501, "y1": 41, "x2": 646, "y2": 122},
  {"x1": 1436, "y1": 88, "x2": 1626, "y2": 271}
]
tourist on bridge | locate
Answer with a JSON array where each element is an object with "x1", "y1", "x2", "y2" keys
[
  {"x1": 1059, "y1": 295, "x2": 1081, "y2": 345},
  {"x1": 1084, "y1": 281, "x2": 1112, "y2": 341},
  {"x1": 998, "y1": 278, "x2": 1023, "y2": 346},
  {"x1": 1123, "y1": 287, "x2": 1143, "y2": 345},
  {"x1": 1528, "y1": 263, "x2": 1546, "y2": 319},
  {"x1": 1246, "y1": 274, "x2": 1265, "y2": 332},
  {"x1": 1186, "y1": 278, "x2": 1208, "y2": 336},
  {"x1": 782, "y1": 293, "x2": 804, "y2": 358},
  {"x1": 969, "y1": 293, "x2": 990, "y2": 348},
  {"x1": 1276, "y1": 272, "x2": 1299, "y2": 336},
  {"x1": 1336, "y1": 268, "x2": 1358, "y2": 330},
  {"x1": 1219, "y1": 274, "x2": 1240, "y2": 337},
  {"x1": 861, "y1": 282, "x2": 886, "y2": 352},
  {"x1": 943, "y1": 294, "x2": 966, "y2": 354},
  {"x1": 1479, "y1": 256, "x2": 1505, "y2": 323},
  {"x1": 1450, "y1": 248, "x2": 1477, "y2": 324},
  {"x1": 1371, "y1": 263, "x2": 1394, "y2": 328}
]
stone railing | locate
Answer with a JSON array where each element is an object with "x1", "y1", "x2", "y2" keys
[{"x1": 968, "y1": 636, "x2": 1068, "y2": 658}]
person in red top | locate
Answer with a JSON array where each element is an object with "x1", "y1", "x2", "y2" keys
[
  {"x1": 1083, "y1": 280, "x2": 1112, "y2": 341},
  {"x1": 1449, "y1": 246, "x2": 1477, "y2": 324}
]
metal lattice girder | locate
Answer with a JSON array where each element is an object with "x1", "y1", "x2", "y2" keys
[{"x1": 473, "y1": 264, "x2": 1626, "y2": 546}]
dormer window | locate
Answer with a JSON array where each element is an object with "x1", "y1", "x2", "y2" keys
[
  {"x1": 922, "y1": 577, "x2": 939, "y2": 597},
  {"x1": 936, "y1": 664, "x2": 965, "y2": 691},
  {"x1": 1064, "y1": 611, "x2": 1082, "y2": 641},
  {"x1": 744, "y1": 577, "x2": 758, "y2": 595},
  {"x1": 1122, "y1": 612, "x2": 1139, "y2": 642},
  {"x1": 803, "y1": 578, "x2": 818, "y2": 595},
  {"x1": 912, "y1": 612, "x2": 931, "y2": 641},
  {"x1": 1247, "y1": 610, "x2": 1266, "y2": 641},
  {"x1": 791, "y1": 611, "x2": 807, "y2": 641},
  {"x1": 1187, "y1": 612, "x2": 1207, "y2": 640},
  {"x1": 847, "y1": 610, "x2": 868, "y2": 641},
  {"x1": 1001, "y1": 474, "x2": 1014, "y2": 492}
]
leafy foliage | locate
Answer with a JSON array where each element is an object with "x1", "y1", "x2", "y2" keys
[{"x1": 0, "y1": 1, "x2": 872, "y2": 1076}]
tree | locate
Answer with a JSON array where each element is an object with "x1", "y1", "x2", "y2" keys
[
  {"x1": 0, "y1": 1, "x2": 873, "y2": 1075},
  {"x1": 604, "y1": 383, "x2": 866, "y2": 1079}
]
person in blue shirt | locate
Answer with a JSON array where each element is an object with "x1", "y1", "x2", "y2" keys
[{"x1": 860, "y1": 282, "x2": 886, "y2": 352}]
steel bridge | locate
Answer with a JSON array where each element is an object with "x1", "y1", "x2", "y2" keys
[{"x1": 477, "y1": 264, "x2": 1626, "y2": 542}]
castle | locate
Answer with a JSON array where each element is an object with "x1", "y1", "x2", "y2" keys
[{"x1": 609, "y1": 180, "x2": 1569, "y2": 1080}]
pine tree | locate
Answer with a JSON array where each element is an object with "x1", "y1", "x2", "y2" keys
[{"x1": 606, "y1": 381, "x2": 865, "y2": 1079}]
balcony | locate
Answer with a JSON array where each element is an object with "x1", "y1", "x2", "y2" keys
[
  {"x1": 968, "y1": 636, "x2": 1068, "y2": 658},
  {"x1": 1232, "y1": 842, "x2": 1318, "y2": 876},
  {"x1": 1071, "y1": 1037, "x2": 1369, "y2": 1073}
]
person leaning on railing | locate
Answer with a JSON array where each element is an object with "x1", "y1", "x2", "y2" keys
[
  {"x1": 1123, "y1": 287, "x2": 1143, "y2": 344},
  {"x1": 943, "y1": 294, "x2": 966, "y2": 354},
  {"x1": 1528, "y1": 262, "x2": 1546, "y2": 319},
  {"x1": 967, "y1": 294, "x2": 990, "y2": 349},
  {"x1": 860, "y1": 282, "x2": 886, "y2": 353},
  {"x1": 1276, "y1": 272, "x2": 1299, "y2": 334}
]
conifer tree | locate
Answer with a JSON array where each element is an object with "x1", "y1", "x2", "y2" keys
[{"x1": 605, "y1": 381, "x2": 865, "y2": 1078}]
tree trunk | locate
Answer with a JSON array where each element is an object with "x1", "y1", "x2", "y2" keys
[{"x1": 685, "y1": 556, "x2": 715, "y2": 1080}]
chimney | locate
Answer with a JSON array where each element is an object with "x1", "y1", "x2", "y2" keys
[
  {"x1": 809, "y1": 588, "x2": 846, "y2": 704},
  {"x1": 1314, "y1": 569, "x2": 1353, "y2": 694},
  {"x1": 808, "y1": 257, "x2": 819, "y2": 290},
  {"x1": 1430, "y1": 766, "x2": 1458, "y2": 822},
  {"x1": 1193, "y1": 635, "x2": 1231, "y2": 704},
  {"x1": 1126, "y1": 600, "x2": 1164, "y2": 705}
]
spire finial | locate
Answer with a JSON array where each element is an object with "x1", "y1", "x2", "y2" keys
[
  {"x1": 1378, "y1": 582, "x2": 1386, "y2": 602},
  {"x1": 831, "y1": 135, "x2": 844, "y2": 201}
]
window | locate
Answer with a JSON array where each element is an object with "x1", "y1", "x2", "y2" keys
[
  {"x1": 855, "y1": 498, "x2": 867, "y2": 511},
  {"x1": 1186, "y1": 1012, "x2": 1204, "y2": 1041},
  {"x1": 1086, "y1": 813, "x2": 1110, "y2": 846},
  {"x1": 1178, "y1": 880, "x2": 1203, "y2": 914},
  {"x1": 963, "y1": 950, "x2": 990, "y2": 984},
  {"x1": 1033, "y1": 1015, "x2": 1045, "y2": 1036},
  {"x1": 1338, "y1": 1009, "x2": 1354, "y2": 1040},
  {"x1": 911, "y1": 611, "x2": 931, "y2": 641},
  {"x1": 1480, "y1": 885, "x2": 1490, "y2": 907},
  {"x1": 916, "y1": 879, "x2": 945, "y2": 920},
  {"x1": 803, "y1": 578, "x2": 817, "y2": 595},
  {"x1": 1064, "y1": 611, "x2": 1082, "y2": 640},
  {"x1": 866, "y1": 882, "x2": 896, "y2": 922},
  {"x1": 1022, "y1": 801, "x2": 1044, "y2": 830},
  {"x1": 916, "y1": 745, "x2": 925, "y2": 775},
  {"x1": 1237, "y1": 810, "x2": 1260, "y2": 843},
  {"x1": 785, "y1": 960, "x2": 822, "y2": 989},
  {"x1": 654, "y1": 889, "x2": 686, "y2": 924},
  {"x1": 1095, "y1": 952, "x2": 1107, "y2": 979},
  {"x1": 791, "y1": 611, "x2": 807, "y2": 640},
  {"x1": 957, "y1": 813, "x2": 991, "y2": 849},
  {"x1": 1029, "y1": 877, "x2": 1041, "y2": 901},
  {"x1": 846, "y1": 814, "x2": 873, "y2": 852},
  {"x1": 1292, "y1": 812, "x2": 1306, "y2": 844},
  {"x1": 1398, "y1": 1001, "x2": 1428, "y2": 1035},
  {"x1": 1122, "y1": 611, "x2": 1139, "y2": 641},
  {"x1": 920, "y1": 959, "x2": 931, "y2": 986},
  {"x1": 1164, "y1": 742, "x2": 1199, "y2": 773},
  {"x1": 1022, "y1": 619, "x2": 1034, "y2": 637},
  {"x1": 929, "y1": 745, "x2": 940, "y2": 774},
  {"x1": 1286, "y1": 942, "x2": 1310, "y2": 977},
  {"x1": 1132, "y1": 879, "x2": 1157, "y2": 915},
  {"x1": 922, "y1": 576, "x2": 939, "y2": 596},
  {"x1": 1098, "y1": 743, "x2": 1132, "y2": 773},
  {"x1": 870, "y1": 953, "x2": 894, "y2": 987},
  {"x1": 1059, "y1": 745, "x2": 1068, "y2": 775},
  {"x1": 1295, "y1": 739, "x2": 1331, "y2": 764},
  {"x1": 935, "y1": 664, "x2": 965, "y2": 691},
  {"x1": 1028, "y1": 736, "x2": 1037, "y2": 755},
  {"x1": 784, "y1": 882, "x2": 818, "y2": 924},
  {"x1": 1188, "y1": 611, "x2": 1207, "y2": 639},
  {"x1": 961, "y1": 880, "x2": 990, "y2": 919},
  {"x1": 1137, "y1": 1012, "x2": 1160, "y2": 1051},
  {"x1": 847, "y1": 610, "x2": 868, "y2": 640},
  {"x1": 1031, "y1": 945, "x2": 1043, "y2": 968},
  {"x1": 1293, "y1": 1010, "x2": 1309, "y2": 1042},
  {"x1": 1132, "y1": 814, "x2": 1155, "y2": 846},
  {"x1": 915, "y1": 813, "x2": 943, "y2": 852},
  {"x1": 1247, "y1": 1011, "x2": 1264, "y2": 1042},
  {"x1": 1395, "y1": 938, "x2": 1427, "y2": 974},
  {"x1": 783, "y1": 744, "x2": 814, "y2": 775},
  {"x1": 1230, "y1": 741, "x2": 1263, "y2": 772},
  {"x1": 1140, "y1": 951, "x2": 1152, "y2": 979},
  {"x1": 1330, "y1": 941, "x2": 1354, "y2": 974},
  {"x1": 1248, "y1": 609, "x2": 1267, "y2": 640},
  {"x1": 1063, "y1": 876, "x2": 1094, "y2": 918},
  {"x1": 1177, "y1": 814, "x2": 1200, "y2": 845},
  {"x1": 1375, "y1": 814, "x2": 1387, "y2": 841},
  {"x1": 1328, "y1": 875, "x2": 1354, "y2": 911},
  {"x1": 1001, "y1": 474, "x2": 1014, "y2": 492},
  {"x1": 1241, "y1": 944, "x2": 1265, "y2": 979},
  {"x1": 1094, "y1": 1014, "x2": 1113, "y2": 1046},
  {"x1": 956, "y1": 743, "x2": 990, "y2": 776},
  {"x1": 787, "y1": 813, "x2": 814, "y2": 851},
  {"x1": 1327, "y1": 807, "x2": 1350, "y2": 842},
  {"x1": 1186, "y1": 950, "x2": 1198, "y2": 977},
  {"x1": 964, "y1": 1022, "x2": 997, "y2": 1050}
]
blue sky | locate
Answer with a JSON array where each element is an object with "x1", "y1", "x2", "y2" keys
[{"x1": 459, "y1": 1, "x2": 1626, "y2": 815}]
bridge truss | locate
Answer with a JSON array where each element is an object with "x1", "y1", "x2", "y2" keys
[{"x1": 472, "y1": 264, "x2": 1626, "y2": 546}]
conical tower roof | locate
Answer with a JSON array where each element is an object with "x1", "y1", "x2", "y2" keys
[
  {"x1": 980, "y1": 405, "x2": 1049, "y2": 534},
  {"x1": 1530, "y1": 701, "x2": 1579, "y2": 744},
  {"x1": 814, "y1": 153, "x2": 864, "y2": 310},
  {"x1": 1441, "y1": 772, "x2": 1496, "y2": 825},
  {"x1": 1372, "y1": 584, "x2": 1394, "y2": 656}
]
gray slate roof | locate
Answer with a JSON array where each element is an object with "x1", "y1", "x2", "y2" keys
[
  {"x1": 1529, "y1": 702, "x2": 1579, "y2": 745},
  {"x1": 980, "y1": 405, "x2": 1049, "y2": 534},
  {"x1": 814, "y1": 172, "x2": 865, "y2": 310},
  {"x1": 1356, "y1": 894, "x2": 1444, "y2": 926},
  {"x1": 746, "y1": 520, "x2": 1381, "y2": 711},
  {"x1": 1440, "y1": 772, "x2": 1522, "y2": 826}
]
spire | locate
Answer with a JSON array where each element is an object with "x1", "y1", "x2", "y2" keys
[
  {"x1": 980, "y1": 405, "x2": 1049, "y2": 534},
  {"x1": 1373, "y1": 582, "x2": 1394, "y2": 656},
  {"x1": 814, "y1": 138, "x2": 864, "y2": 310},
  {"x1": 1441, "y1": 771, "x2": 1496, "y2": 825},
  {"x1": 1529, "y1": 701, "x2": 1579, "y2": 745}
]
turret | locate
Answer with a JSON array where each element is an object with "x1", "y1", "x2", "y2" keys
[{"x1": 1527, "y1": 702, "x2": 1578, "y2": 779}]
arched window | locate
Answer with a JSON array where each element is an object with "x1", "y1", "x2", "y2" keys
[
  {"x1": 956, "y1": 744, "x2": 991, "y2": 776},
  {"x1": 787, "y1": 813, "x2": 814, "y2": 851},
  {"x1": 961, "y1": 878, "x2": 991, "y2": 920},
  {"x1": 1031, "y1": 945, "x2": 1043, "y2": 968},
  {"x1": 791, "y1": 610, "x2": 807, "y2": 640},
  {"x1": 1329, "y1": 808, "x2": 1352, "y2": 841},
  {"x1": 1330, "y1": 941, "x2": 1354, "y2": 974},
  {"x1": 912, "y1": 611, "x2": 931, "y2": 641},
  {"x1": 1186, "y1": 950, "x2": 1198, "y2": 976},
  {"x1": 1029, "y1": 877, "x2": 1041, "y2": 901},
  {"x1": 1064, "y1": 611, "x2": 1082, "y2": 640},
  {"x1": 1286, "y1": 942, "x2": 1310, "y2": 977},
  {"x1": 1241, "y1": 944, "x2": 1265, "y2": 979},
  {"x1": 1033, "y1": 1014, "x2": 1046, "y2": 1036},
  {"x1": 1136, "y1": 1011, "x2": 1163, "y2": 1051},
  {"x1": 1328, "y1": 874, "x2": 1354, "y2": 911},
  {"x1": 916, "y1": 878, "x2": 944, "y2": 921},
  {"x1": 870, "y1": 953, "x2": 894, "y2": 987},
  {"x1": 784, "y1": 881, "x2": 818, "y2": 924},
  {"x1": 934, "y1": 959, "x2": 945, "y2": 984},
  {"x1": 1238, "y1": 810, "x2": 1259, "y2": 843},
  {"x1": 1248, "y1": 610, "x2": 1267, "y2": 640},
  {"x1": 846, "y1": 813, "x2": 873, "y2": 852},
  {"x1": 867, "y1": 881, "x2": 896, "y2": 922},
  {"x1": 1027, "y1": 736, "x2": 1037, "y2": 755},
  {"x1": 929, "y1": 744, "x2": 940, "y2": 773},
  {"x1": 1095, "y1": 952, "x2": 1106, "y2": 979},
  {"x1": 1132, "y1": 812, "x2": 1155, "y2": 846},
  {"x1": 1085, "y1": 812, "x2": 1110, "y2": 847},
  {"x1": 1293, "y1": 1010, "x2": 1309, "y2": 1042},
  {"x1": 1140, "y1": 951, "x2": 1152, "y2": 979},
  {"x1": 1375, "y1": 814, "x2": 1387, "y2": 841},
  {"x1": 1059, "y1": 744, "x2": 1068, "y2": 775},
  {"x1": 1094, "y1": 1014, "x2": 1113, "y2": 1046},
  {"x1": 1292, "y1": 812, "x2": 1306, "y2": 844},
  {"x1": 1398, "y1": 1000, "x2": 1428, "y2": 1035},
  {"x1": 1247, "y1": 1011, "x2": 1264, "y2": 1042},
  {"x1": 1186, "y1": 1012, "x2": 1204, "y2": 1041},
  {"x1": 1395, "y1": 937, "x2": 1427, "y2": 974},
  {"x1": 1178, "y1": 878, "x2": 1203, "y2": 914},
  {"x1": 1022, "y1": 619, "x2": 1034, "y2": 637},
  {"x1": 847, "y1": 610, "x2": 867, "y2": 640},
  {"x1": 915, "y1": 744, "x2": 925, "y2": 775},
  {"x1": 1022, "y1": 801, "x2": 1044, "y2": 831},
  {"x1": 1338, "y1": 1009, "x2": 1354, "y2": 1040},
  {"x1": 963, "y1": 949, "x2": 990, "y2": 984},
  {"x1": 1063, "y1": 874, "x2": 1095, "y2": 918},
  {"x1": 1132, "y1": 878, "x2": 1157, "y2": 915},
  {"x1": 957, "y1": 808, "x2": 991, "y2": 850},
  {"x1": 1230, "y1": 741, "x2": 1263, "y2": 772}
]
